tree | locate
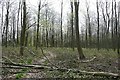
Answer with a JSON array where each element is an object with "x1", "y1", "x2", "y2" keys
[
  {"x1": 111, "y1": 0, "x2": 114, "y2": 50},
  {"x1": 85, "y1": 17, "x2": 88, "y2": 48},
  {"x1": 5, "y1": 1, "x2": 10, "y2": 47},
  {"x1": 74, "y1": 0, "x2": 85, "y2": 59},
  {"x1": 96, "y1": 0, "x2": 100, "y2": 50},
  {"x1": 117, "y1": 1, "x2": 120, "y2": 71},
  {"x1": 60, "y1": 0, "x2": 63, "y2": 47},
  {"x1": 51, "y1": 16, "x2": 55, "y2": 47},
  {"x1": 12, "y1": 13, "x2": 16, "y2": 47},
  {"x1": 16, "y1": 1, "x2": 21, "y2": 45},
  {"x1": 36, "y1": 0, "x2": 41, "y2": 49},
  {"x1": 114, "y1": 0, "x2": 118, "y2": 50},
  {"x1": 70, "y1": 1, "x2": 74, "y2": 50},
  {"x1": 1, "y1": 2, "x2": 4, "y2": 46},
  {"x1": 45, "y1": 7, "x2": 49, "y2": 47},
  {"x1": 86, "y1": 1, "x2": 91, "y2": 48},
  {"x1": 20, "y1": 0, "x2": 27, "y2": 55}
]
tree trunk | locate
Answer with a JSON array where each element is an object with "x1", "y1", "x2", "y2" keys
[
  {"x1": 20, "y1": 1, "x2": 26, "y2": 55},
  {"x1": 96, "y1": 0, "x2": 100, "y2": 50},
  {"x1": 12, "y1": 14, "x2": 16, "y2": 47},
  {"x1": 45, "y1": 8, "x2": 48, "y2": 47},
  {"x1": 51, "y1": 17, "x2": 55, "y2": 47},
  {"x1": 117, "y1": 1, "x2": 120, "y2": 72},
  {"x1": 70, "y1": 1, "x2": 74, "y2": 50},
  {"x1": 5, "y1": 1, "x2": 9, "y2": 47},
  {"x1": 74, "y1": 1, "x2": 85, "y2": 60},
  {"x1": 111, "y1": 0, "x2": 114, "y2": 50},
  {"x1": 16, "y1": 1, "x2": 21, "y2": 46},
  {"x1": 85, "y1": 18, "x2": 88, "y2": 48},
  {"x1": 115, "y1": 0, "x2": 118, "y2": 51},
  {"x1": 61, "y1": 0, "x2": 63, "y2": 47},
  {"x1": 1, "y1": 3, "x2": 4, "y2": 46},
  {"x1": 36, "y1": 0, "x2": 41, "y2": 49},
  {"x1": 86, "y1": 5, "x2": 91, "y2": 48}
]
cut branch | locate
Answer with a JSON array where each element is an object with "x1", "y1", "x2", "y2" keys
[{"x1": 1, "y1": 61, "x2": 119, "y2": 78}]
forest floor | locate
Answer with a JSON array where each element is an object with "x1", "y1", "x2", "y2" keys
[{"x1": 2, "y1": 47, "x2": 120, "y2": 79}]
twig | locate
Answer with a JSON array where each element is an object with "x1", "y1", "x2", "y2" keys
[{"x1": 80, "y1": 57, "x2": 96, "y2": 63}]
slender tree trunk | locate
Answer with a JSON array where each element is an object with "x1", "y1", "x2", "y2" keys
[
  {"x1": 1, "y1": 3, "x2": 4, "y2": 46},
  {"x1": 86, "y1": 6, "x2": 91, "y2": 48},
  {"x1": 96, "y1": 0, "x2": 100, "y2": 50},
  {"x1": 16, "y1": 1, "x2": 21, "y2": 46},
  {"x1": 20, "y1": 1, "x2": 26, "y2": 55},
  {"x1": 12, "y1": 14, "x2": 16, "y2": 47},
  {"x1": 111, "y1": 0, "x2": 114, "y2": 50},
  {"x1": 61, "y1": 0, "x2": 63, "y2": 47},
  {"x1": 36, "y1": 0, "x2": 41, "y2": 49},
  {"x1": 45, "y1": 8, "x2": 48, "y2": 47},
  {"x1": 115, "y1": 0, "x2": 118, "y2": 50},
  {"x1": 25, "y1": 31, "x2": 28, "y2": 47},
  {"x1": 85, "y1": 18, "x2": 88, "y2": 48},
  {"x1": 117, "y1": 1, "x2": 120, "y2": 72},
  {"x1": 74, "y1": 1, "x2": 85, "y2": 60},
  {"x1": 5, "y1": 1, "x2": 9, "y2": 47},
  {"x1": 70, "y1": 1, "x2": 74, "y2": 50},
  {"x1": 51, "y1": 17, "x2": 55, "y2": 47}
]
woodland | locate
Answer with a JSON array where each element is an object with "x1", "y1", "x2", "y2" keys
[{"x1": 0, "y1": 0, "x2": 120, "y2": 79}]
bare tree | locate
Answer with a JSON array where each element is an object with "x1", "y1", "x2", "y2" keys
[
  {"x1": 86, "y1": 1, "x2": 91, "y2": 48},
  {"x1": 60, "y1": 0, "x2": 63, "y2": 47},
  {"x1": 74, "y1": 0, "x2": 85, "y2": 59},
  {"x1": 51, "y1": 16, "x2": 55, "y2": 47},
  {"x1": 96, "y1": 0, "x2": 100, "y2": 50},
  {"x1": 117, "y1": 1, "x2": 120, "y2": 71},
  {"x1": 20, "y1": 0, "x2": 27, "y2": 55},
  {"x1": 12, "y1": 14, "x2": 16, "y2": 46},
  {"x1": 111, "y1": 0, "x2": 114, "y2": 50},
  {"x1": 16, "y1": 1, "x2": 21, "y2": 45},
  {"x1": 36, "y1": 0, "x2": 41, "y2": 49},
  {"x1": 114, "y1": 0, "x2": 118, "y2": 50},
  {"x1": 5, "y1": 1, "x2": 10, "y2": 47},
  {"x1": 1, "y1": 3, "x2": 4, "y2": 45},
  {"x1": 70, "y1": 1, "x2": 74, "y2": 50},
  {"x1": 45, "y1": 7, "x2": 49, "y2": 47}
]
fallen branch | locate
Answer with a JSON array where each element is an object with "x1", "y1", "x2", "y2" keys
[
  {"x1": 1, "y1": 61, "x2": 119, "y2": 78},
  {"x1": 39, "y1": 47, "x2": 59, "y2": 68},
  {"x1": 80, "y1": 57, "x2": 96, "y2": 63}
]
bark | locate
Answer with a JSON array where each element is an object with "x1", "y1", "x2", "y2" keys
[
  {"x1": 86, "y1": 4, "x2": 91, "y2": 48},
  {"x1": 12, "y1": 14, "x2": 16, "y2": 47},
  {"x1": 114, "y1": 0, "x2": 118, "y2": 50},
  {"x1": 5, "y1": 1, "x2": 9, "y2": 47},
  {"x1": 111, "y1": 0, "x2": 114, "y2": 50},
  {"x1": 118, "y1": 1, "x2": 120, "y2": 72},
  {"x1": 36, "y1": 0, "x2": 41, "y2": 49},
  {"x1": 74, "y1": 1, "x2": 85, "y2": 59},
  {"x1": 16, "y1": 1, "x2": 21, "y2": 45},
  {"x1": 70, "y1": 1, "x2": 74, "y2": 50},
  {"x1": 25, "y1": 31, "x2": 28, "y2": 46},
  {"x1": 51, "y1": 17, "x2": 55, "y2": 47},
  {"x1": 60, "y1": 0, "x2": 63, "y2": 47},
  {"x1": 20, "y1": 1, "x2": 27, "y2": 55},
  {"x1": 1, "y1": 3, "x2": 4, "y2": 45},
  {"x1": 45, "y1": 8, "x2": 49, "y2": 47},
  {"x1": 96, "y1": 0, "x2": 100, "y2": 50},
  {"x1": 85, "y1": 18, "x2": 88, "y2": 48}
]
